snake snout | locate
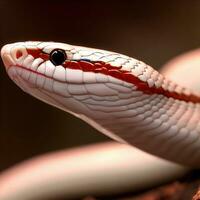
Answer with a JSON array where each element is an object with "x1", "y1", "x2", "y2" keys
[
  {"x1": 1, "y1": 43, "x2": 28, "y2": 69},
  {"x1": 1, "y1": 44, "x2": 14, "y2": 69}
]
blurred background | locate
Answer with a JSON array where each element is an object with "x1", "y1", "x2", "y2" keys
[{"x1": 0, "y1": 0, "x2": 200, "y2": 173}]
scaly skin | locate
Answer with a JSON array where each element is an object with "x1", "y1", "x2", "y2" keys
[{"x1": 1, "y1": 41, "x2": 200, "y2": 168}]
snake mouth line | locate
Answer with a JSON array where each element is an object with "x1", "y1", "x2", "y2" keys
[
  {"x1": 8, "y1": 65, "x2": 75, "y2": 100},
  {"x1": 10, "y1": 64, "x2": 66, "y2": 84}
]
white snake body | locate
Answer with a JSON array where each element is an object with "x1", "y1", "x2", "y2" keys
[{"x1": 1, "y1": 41, "x2": 200, "y2": 199}]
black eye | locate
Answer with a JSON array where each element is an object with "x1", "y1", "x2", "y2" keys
[{"x1": 50, "y1": 49, "x2": 67, "y2": 66}]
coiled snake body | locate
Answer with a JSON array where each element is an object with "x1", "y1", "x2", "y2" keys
[{"x1": 1, "y1": 41, "x2": 200, "y2": 199}]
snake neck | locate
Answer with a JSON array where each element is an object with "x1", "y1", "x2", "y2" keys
[{"x1": 40, "y1": 80, "x2": 200, "y2": 168}]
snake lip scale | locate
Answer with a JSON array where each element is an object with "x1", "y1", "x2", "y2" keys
[{"x1": 1, "y1": 41, "x2": 200, "y2": 169}]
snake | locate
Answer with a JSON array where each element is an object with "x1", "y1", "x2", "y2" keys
[{"x1": 1, "y1": 41, "x2": 200, "y2": 199}]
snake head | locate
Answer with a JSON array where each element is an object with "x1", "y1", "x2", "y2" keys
[{"x1": 1, "y1": 42, "x2": 138, "y2": 120}]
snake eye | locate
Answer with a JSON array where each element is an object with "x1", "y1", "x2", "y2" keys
[{"x1": 50, "y1": 49, "x2": 67, "y2": 66}]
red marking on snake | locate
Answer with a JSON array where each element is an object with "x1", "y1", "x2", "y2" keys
[
  {"x1": 65, "y1": 61, "x2": 200, "y2": 103},
  {"x1": 27, "y1": 48, "x2": 49, "y2": 61},
  {"x1": 26, "y1": 48, "x2": 200, "y2": 103}
]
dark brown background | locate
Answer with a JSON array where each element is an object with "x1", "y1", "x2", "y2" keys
[{"x1": 0, "y1": 0, "x2": 200, "y2": 171}]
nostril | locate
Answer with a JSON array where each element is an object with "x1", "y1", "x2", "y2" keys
[{"x1": 16, "y1": 50, "x2": 23, "y2": 59}]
